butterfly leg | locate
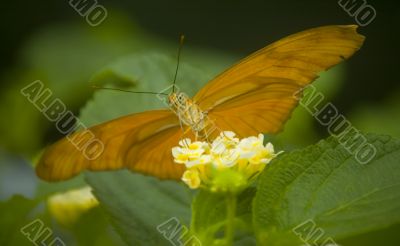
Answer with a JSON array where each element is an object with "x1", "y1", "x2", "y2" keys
[
  {"x1": 202, "y1": 115, "x2": 220, "y2": 143},
  {"x1": 177, "y1": 114, "x2": 190, "y2": 148}
]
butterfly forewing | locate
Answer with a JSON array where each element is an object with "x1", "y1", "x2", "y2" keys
[{"x1": 194, "y1": 25, "x2": 364, "y2": 137}]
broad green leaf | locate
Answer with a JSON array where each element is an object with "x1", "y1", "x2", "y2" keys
[
  {"x1": 80, "y1": 52, "x2": 224, "y2": 245},
  {"x1": 83, "y1": 52, "x2": 216, "y2": 126},
  {"x1": 73, "y1": 48, "x2": 239, "y2": 245},
  {"x1": 34, "y1": 177, "x2": 86, "y2": 200},
  {"x1": 338, "y1": 222, "x2": 400, "y2": 246},
  {"x1": 86, "y1": 171, "x2": 192, "y2": 246},
  {"x1": 71, "y1": 206, "x2": 127, "y2": 246},
  {"x1": 191, "y1": 188, "x2": 256, "y2": 245},
  {"x1": 254, "y1": 133, "x2": 400, "y2": 246}
]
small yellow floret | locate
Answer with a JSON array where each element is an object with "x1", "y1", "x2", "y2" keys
[{"x1": 181, "y1": 169, "x2": 201, "y2": 189}]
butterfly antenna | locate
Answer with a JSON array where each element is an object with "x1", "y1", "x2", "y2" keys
[
  {"x1": 172, "y1": 35, "x2": 185, "y2": 93},
  {"x1": 91, "y1": 85, "x2": 168, "y2": 96}
]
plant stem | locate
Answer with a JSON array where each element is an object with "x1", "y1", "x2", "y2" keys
[{"x1": 225, "y1": 193, "x2": 237, "y2": 245}]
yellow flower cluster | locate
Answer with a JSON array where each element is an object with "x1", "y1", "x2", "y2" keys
[
  {"x1": 172, "y1": 131, "x2": 282, "y2": 191},
  {"x1": 47, "y1": 186, "x2": 99, "y2": 225}
]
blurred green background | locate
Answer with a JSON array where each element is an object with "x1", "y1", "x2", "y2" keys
[{"x1": 0, "y1": 0, "x2": 399, "y2": 245}]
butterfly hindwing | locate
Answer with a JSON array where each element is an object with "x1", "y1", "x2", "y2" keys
[{"x1": 36, "y1": 110, "x2": 187, "y2": 181}]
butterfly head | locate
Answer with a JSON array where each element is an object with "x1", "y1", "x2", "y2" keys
[{"x1": 168, "y1": 92, "x2": 190, "y2": 110}]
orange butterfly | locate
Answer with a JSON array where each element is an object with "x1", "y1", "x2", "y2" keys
[{"x1": 36, "y1": 25, "x2": 364, "y2": 181}]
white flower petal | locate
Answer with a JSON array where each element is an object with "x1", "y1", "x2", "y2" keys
[
  {"x1": 265, "y1": 142, "x2": 274, "y2": 152},
  {"x1": 171, "y1": 147, "x2": 182, "y2": 158}
]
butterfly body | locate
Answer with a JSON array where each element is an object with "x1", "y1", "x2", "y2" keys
[{"x1": 168, "y1": 92, "x2": 207, "y2": 133}]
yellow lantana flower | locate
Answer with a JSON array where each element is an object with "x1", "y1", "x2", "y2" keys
[
  {"x1": 181, "y1": 169, "x2": 201, "y2": 189},
  {"x1": 172, "y1": 139, "x2": 208, "y2": 166},
  {"x1": 172, "y1": 131, "x2": 283, "y2": 192},
  {"x1": 47, "y1": 186, "x2": 99, "y2": 225}
]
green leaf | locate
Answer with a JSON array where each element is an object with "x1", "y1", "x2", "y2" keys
[
  {"x1": 253, "y1": 133, "x2": 400, "y2": 246},
  {"x1": 338, "y1": 222, "x2": 400, "y2": 246},
  {"x1": 79, "y1": 51, "x2": 232, "y2": 245},
  {"x1": 82, "y1": 52, "x2": 215, "y2": 126},
  {"x1": 191, "y1": 188, "x2": 256, "y2": 245},
  {"x1": 34, "y1": 176, "x2": 86, "y2": 200},
  {"x1": 86, "y1": 171, "x2": 192, "y2": 246},
  {"x1": 71, "y1": 206, "x2": 127, "y2": 246}
]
